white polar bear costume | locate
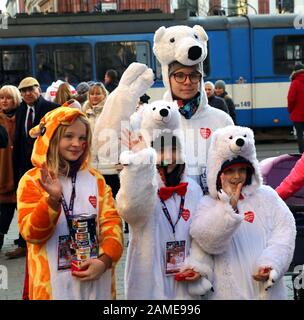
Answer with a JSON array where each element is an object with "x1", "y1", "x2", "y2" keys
[
  {"x1": 153, "y1": 25, "x2": 233, "y2": 191},
  {"x1": 116, "y1": 100, "x2": 204, "y2": 300},
  {"x1": 186, "y1": 125, "x2": 296, "y2": 300}
]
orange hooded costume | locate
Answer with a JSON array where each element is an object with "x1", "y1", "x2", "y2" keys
[{"x1": 17, "y1": 107, "x2": 123, "y2": 300}]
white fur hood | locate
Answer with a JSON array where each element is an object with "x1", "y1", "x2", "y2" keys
[
  {"x1": 207, "y1": 125, "x2": 263, "y2": 198},
  {"x1": 153, "y1": 24, "x2": 209, "y2": 110}
]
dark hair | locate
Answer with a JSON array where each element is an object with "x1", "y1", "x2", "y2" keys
[
  {"x1": 105, "y1": 69, "x2": 118, "y2": 82},
  {"x1": 294, "y1": 63, "x2": 304, "y2": 71}
]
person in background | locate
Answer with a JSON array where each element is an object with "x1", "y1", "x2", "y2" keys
[
  {"x1": 7, "y1": 77, "x2": 59, "y2": 259},
  {"x1": 287, "y1": 63, "x2": 304, "y2": 153},
  {"x1": 54, "y1": 82, "x2": 75, "y2": 105},
  {"x1": 45, "y1": 80, "x2": 76, "y2": 103},
  {"x1": 0, "y1": 125, "x2": 8, "y2": 148},
  {"x1": 83, "y1": 83, "x2": 121, "y2": 197},
  {"x1": 204, "y1": 81, "x2": 229, "y2": 115},
  {"x1": 104, "y1": 69, "x2": 119, "y2": 93},
  {"x1": 75, "y1": 82, "x2": 90, "y2": 107},
  {"x1": 82, "y1": 83, "x2": 108, "y2": 141},
  {"x1": 214, "y1": 80, "x2": 237, "y2": 124},
  {"x1": 0, "y1": 85, "x2": 21, "y2": 251},
  {"x1": 17, "y1": 107, "x2": 123, "y2": 299}
]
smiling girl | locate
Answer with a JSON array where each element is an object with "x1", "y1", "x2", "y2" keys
[{"x1": 17, "y1": 107, "x2": 123, "y2": 300}]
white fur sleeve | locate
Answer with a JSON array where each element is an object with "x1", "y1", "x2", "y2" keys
[
  {"x1": 190, "y1": 197, "x2": 243, "y2": 255},
  {"x1": 93, "y1": 63, "x2": 154, "y2": 161},
  {"x1": 182, "y1": 239, "x2": 214, "y2": 280},
  {"x1": 116, "y1": 147, "x2": 158, "y2": 228},
  {"x1": 255, "y1": 186, "x2": 296, "y2": 279}
]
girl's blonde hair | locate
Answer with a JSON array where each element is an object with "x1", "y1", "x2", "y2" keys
[
  {"x1": 0, "y1": 85, "x2": 22, "y2": 107},
  {"x1": 55, "y1": 82, "x2": 74, "y2": 105},
  {"x1": 47, "y1": 115, "x2": 92, "y2": 176},
  {"x1": 88, "y1": 83, "x2": 107, "y2": 101}
]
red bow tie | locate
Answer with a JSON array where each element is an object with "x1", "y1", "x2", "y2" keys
[{"x1": 158, "y1": 182, "x2": 188, "y2": 201}]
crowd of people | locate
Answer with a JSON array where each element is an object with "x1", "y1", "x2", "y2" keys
[{"x1": 0, "y1": 24, "x2": 299, "y2": 301}]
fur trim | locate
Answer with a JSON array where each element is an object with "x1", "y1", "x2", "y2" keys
[
  {"x1": 153, "y1": 25, "x2": 208, "y2": 109},
  {"x1": 119, "y1": 147, "x2": 156, "y2": 166},
  {"x1": 188, "y1": 277, "x2": 213, "y2": 297},
  {"x1": 93, "y1": 63, "x2": 154, "y2": 165},
  {"x1": 116, "y1": 148, "x2": 158, "y2": 228},
  {"x1": 206, "y1": 125, "x2": 263, "y2": 199},
  {"x1": 29, "y1": 107, "x2": 85, "y2": 167},
  {"x1": 190, "y1": 198, "x2": 243, "y2": 255}
]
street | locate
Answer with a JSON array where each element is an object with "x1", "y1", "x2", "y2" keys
[{"x1": 0, "y1": 140, "x2": 299, "y2": 300}]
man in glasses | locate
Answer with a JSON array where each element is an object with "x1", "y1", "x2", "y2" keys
[
  {"x1": 166, "y1": 61, "x2": 233, "y2": 193},
  {"x1": 7, "y1": 77, "x2": 59, "y2": 259}
]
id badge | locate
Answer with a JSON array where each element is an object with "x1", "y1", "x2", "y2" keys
[
  {"x1": 57, "y1": 235, "x2": 72, "y2": 271},
  {"x1": 165, "y1": 240, "x2": 186, "y2": 276}
]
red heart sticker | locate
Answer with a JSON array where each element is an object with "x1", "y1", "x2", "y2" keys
[
  {"x1": 200, "y1": 128, "x2": 211, "y2": 139},
  {"x1": 181, "y1": 209, "x2": 190, "y2": 221},
  {"x1": 244, "y1": 211, "x2": 254, "y2": 223},
  {"x1": 89, "y1": 196, "x2": 97, "y2": 208}
]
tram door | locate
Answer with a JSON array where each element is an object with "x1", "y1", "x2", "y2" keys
[{"x1": 227, "y1": 21, "x2": 254, "y2": 127}]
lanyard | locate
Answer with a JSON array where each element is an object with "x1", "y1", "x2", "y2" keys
[
  {"x1": 159, "y1": 194, "x2": 185, "y2": 236},
  {"x1": 61, "y1": 174, "x2": 77, "y2": 218}
]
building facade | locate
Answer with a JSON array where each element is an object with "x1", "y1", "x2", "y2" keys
[{"x1": 5, "y1": 0, "x2": 304, "y2": 15}]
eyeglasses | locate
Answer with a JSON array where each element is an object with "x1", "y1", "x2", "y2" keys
[{"x1": 171, "y1": 72, "x2": 202, "y2": 84}]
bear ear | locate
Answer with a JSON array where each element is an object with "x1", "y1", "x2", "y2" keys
[
  {"x1": 154, "y1": 26, "x2": 166, "y2": 44},
  {"x1": 193, "y1": 25, "x2": 208, "y2": 42}
]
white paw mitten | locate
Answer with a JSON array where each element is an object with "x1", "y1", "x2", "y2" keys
[
  {"x1": 188, "y1": 277, "x2": 213, "y2": 297},
  {"x1": 265, "y1": 269, "x2": 279, "y2": 291},
  {"x1": 217, "y1": 189, "x2": 231, "y2": 203}
]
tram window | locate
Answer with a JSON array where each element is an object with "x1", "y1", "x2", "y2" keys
[
  {"x1": 273, "y1": 35, "x2": 304, "y2": 74},
  {"x1": 0, "y1": 46, "x2": 31, "y2": 87},
  {"x1": 95, "y1": 41, "x2": 151, "y2": 81},
  {"x1": 35, "y1": 43, "x2": 92, "y2": 85}
]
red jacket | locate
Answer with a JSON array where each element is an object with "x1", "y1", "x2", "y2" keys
[
  {"x1": 276, "y1": 153, "x2": 304, "y2": 200},
  {"x1": 287, "y1": 70, "x2": 304, "y2": 122}
]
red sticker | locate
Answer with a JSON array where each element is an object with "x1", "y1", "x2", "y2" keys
[
  {"x1": 244, "y1": 211, "x2": 254, "y2": 223},
  {"x1": 200, "y1": 128, "x2": 211, "y2": 139},
  {"x1": 89, "y1": 196, "x2": 97, "y2": 208},
  {"x1": 181, "y1": 209, "x2": 190, "y2": 221}
]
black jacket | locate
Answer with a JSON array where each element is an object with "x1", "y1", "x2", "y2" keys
[
  {"x1": 0, "y1": 124, "x2": 8, "y2": 148},
  {"x1": 13, "y1": 95, "x2": 59, "y2": 189},
  {"x1": 208, "y1": 95, "x2": 229, "y2": 114},
  {"x1": 217, "y1": 91, "x2": 237, "y2": 124}
]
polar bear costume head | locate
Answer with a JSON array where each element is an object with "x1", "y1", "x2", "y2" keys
[
  {"x1": 153, "y1": 25, "x2": 208, "y2": 108},
  {"x1": 130, "y1": 99, "x2": 185, "y2": 163},
  {"x1": 207, "y1": 125, "x2": 262, "y2": 198}
]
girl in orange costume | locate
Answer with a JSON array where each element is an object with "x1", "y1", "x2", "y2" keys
[{"x1": 17, "y1": 106, "x2": 123, "y2": 300}]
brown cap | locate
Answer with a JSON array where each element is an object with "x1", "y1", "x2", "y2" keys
[
  {"x1": 168, "y1": 61, "x2": 201, "y2": 76},
  {"x1": 18, "y1": 77, "x2": 40, "y2": 90}
]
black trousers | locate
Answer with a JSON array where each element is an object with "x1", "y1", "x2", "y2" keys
[
  {"x1": 103, "y1": 174, "x2": 128, "y2": 232},
  {"x1": 0, "y1": 202, "x2": 16, "y2": 234},
  {"x1": 103, "y1": 174, "x2": 120, "y2": 198},
  {"x1": 294, "y1": 122, "x2": 304, "y2": 153}
]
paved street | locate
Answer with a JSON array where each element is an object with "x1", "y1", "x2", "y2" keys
[{"x1": 0, "y1": 141, "x2": 299, "y2": 300}]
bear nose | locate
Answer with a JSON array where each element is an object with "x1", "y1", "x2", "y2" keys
[
  {"x1": 236, "y1": 138, "x2": 245, "y2": 147},
  {"x1": 188, "y1": 46, "x2": 202, "y2": 60},
  {"x1": 159, "y1": 108, "x2": 169, "y2": 117}
]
